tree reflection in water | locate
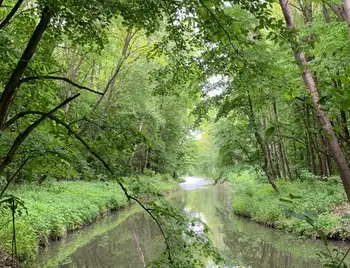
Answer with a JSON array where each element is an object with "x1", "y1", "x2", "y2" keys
[{"x1": 35, "y1": 180, "x2": 349, "y2": 268}]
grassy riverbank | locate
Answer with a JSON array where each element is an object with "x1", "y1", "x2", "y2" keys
[
  {"x1": 230, "y1": 170, "x2": 350, "y2": 240},
  {"x1": 0, "y1": 175, "x2": 179, "y2": 263}
]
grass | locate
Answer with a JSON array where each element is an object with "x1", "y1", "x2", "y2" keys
[
  {"x1": 230, "y1": 170, "x2": 350, "y2": 240},
  {"x1": 0, "y1": 174, "x2": 179, "y2": 263}
]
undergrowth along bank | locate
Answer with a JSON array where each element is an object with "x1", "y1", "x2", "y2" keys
[
  {"x1": 0, "y1": 174, "x2": 179, "y2": 263},
  {"x1": 229, "y1": 170, "x2": 350, "y2": 240}
]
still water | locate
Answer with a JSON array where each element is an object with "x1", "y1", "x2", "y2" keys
[{"x1": 33, "y1": 177, "x2": 349, "y2": 267}]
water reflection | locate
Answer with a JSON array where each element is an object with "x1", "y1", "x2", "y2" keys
[
  {"x1": 34, "y1": 179, "x2": 350, "y2": 268},
  {"x1": 34, "y1": 210, "x2": 164, "y2": 268},
  {"x1": 174, "y1": 182, "x2": 343, "y2": 268}
]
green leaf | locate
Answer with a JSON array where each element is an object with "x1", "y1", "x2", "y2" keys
[
  {"x1": 279, "y1": 198, "x2": 293, "y2": 203},
  {"x1": 265, "y1": 127, "x2": 275, "y2": 137},
  {"x1": 319, "y1": 230, "x2": 328, "y2": 246},
  {"x1": 289, "y1": 193, "x2": 302, "y2": 199},
  {"x1": 303, "y1": 209, "x2": 318, "y2": 219},
  {"x1": 283, "y1": 209, "x2": 307, "y2": 220},
  {"x1": 341, "y1": 214, "x2": 350, "y2": 220}
]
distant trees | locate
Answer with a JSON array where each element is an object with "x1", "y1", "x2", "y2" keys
[
  {"x1": 190, "y1": 0, "x2": 350, "y2": 201},
  {"x1": 0, "y1": 0, "x2": 202, "y2": 196}
]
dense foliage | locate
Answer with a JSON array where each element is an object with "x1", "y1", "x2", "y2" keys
[{"x1": 2, "y1": 0, "x2": 350, "y2": 267}]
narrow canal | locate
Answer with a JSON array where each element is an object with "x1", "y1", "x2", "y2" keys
[{"x1": 33, "y1": 177, "x2": 349, "y2": 267}]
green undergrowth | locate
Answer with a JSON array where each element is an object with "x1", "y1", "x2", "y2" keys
[
  {"x1": 230, "y1": 170, "x2": 350, "y2": 240},
  {"x1": 0, "y1": 174, "x2": 179, "y2": 263}
]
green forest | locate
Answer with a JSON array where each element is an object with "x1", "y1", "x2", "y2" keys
[{"x1": 2, "y1": 0, "x2": 350, "y2": 267}]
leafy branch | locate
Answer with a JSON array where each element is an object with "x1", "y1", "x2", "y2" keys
[{"x1": 20, "y1": 76, "x2": 103, "y2": 95}]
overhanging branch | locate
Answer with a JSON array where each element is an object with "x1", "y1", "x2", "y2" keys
[
  {"x1": 2, "y1": 109, "x2": 173, "y2": 262},
  {"x1": 0, "y1": 94, "x2": 80, "y2": 174},
  {"x1": 20, "y1": 76, "x2": 103, "y2": 95}
]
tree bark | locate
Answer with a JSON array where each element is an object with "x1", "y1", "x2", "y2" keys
[
  {"x1": 279, "y1": 0, "x2": 350, "y2": 201},
  {"x1": 0, "y1": 6, "x2": 53, "y2": 128},
  {"x1": 327, "y1": 2, "x2": 347, "y2": 21},
  {"x1": 344, "y1": 0, "x2": 350, "y2": 37}
]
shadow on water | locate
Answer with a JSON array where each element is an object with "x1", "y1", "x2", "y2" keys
[{"x1": 33, "y1": 177, "x2": 350, "y2": 267}]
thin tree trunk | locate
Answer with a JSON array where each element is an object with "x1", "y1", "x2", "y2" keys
[
  {"x1": 344, "y1": 0, "x2": 350, "y2": 37},
  {"x1": 129, "y1": 121, "x2": 143, "y2": 166},
  {"x1": 144, "y1": 145, "x2": 149, "y2": 173},
  {"x1": 297, "y1": 0, "x2": 313, "y2": 24},
  {"x1": 64, "y1": 52, "x2": 84, "y2": 113},
  {"x1": 279, "y1": 0, "x2": 350, "y2": 201},
  {"x1": 272, "y1": 101, "x2": 292, "y2": 179},
  {"x1": 322, "y1": 1, "x2": 331, "y2": 23},
  {"x1": 306, "y1": 104, "x2": 317, "y2": 174},
  {"x1": 318, "y1": 131, "x2": 329, "y2": 178},
  {"x1": 94, "y1": 27, "x2": 134, "y2": 109},
  {"x1": 0, "y1": 6, "x2": 53, "y2": 128},
  {"x1": 64, "y1": 51, "x2": 76, "y2": 113},
  {"x1": 247, "y1": 91, "x2": 279, "y2": 192},
  {"x1": 0, "y1": 0, "x2": 24, "y2": 30},
  {"x1": 272, "y1": 101, "x2": 292, "y2": 180},
  {"x1": 262, "y1": 118, "x2": 277, "y2": 180},
  {"x1": 272, "y1": 142, "x2": 281, "y2": 178},
  {"x1": 326, "y1": 144, "x2": 332, "y2": 176},
  {"x1": 340, "y1": 109, "x2": 350, "y2": 154},
  {"x1": 310, "y1": 141, "x2": 316, "y2": 174},
  {"x1": 146, "y1": 147, "x2": 152, "y2": 170}
]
